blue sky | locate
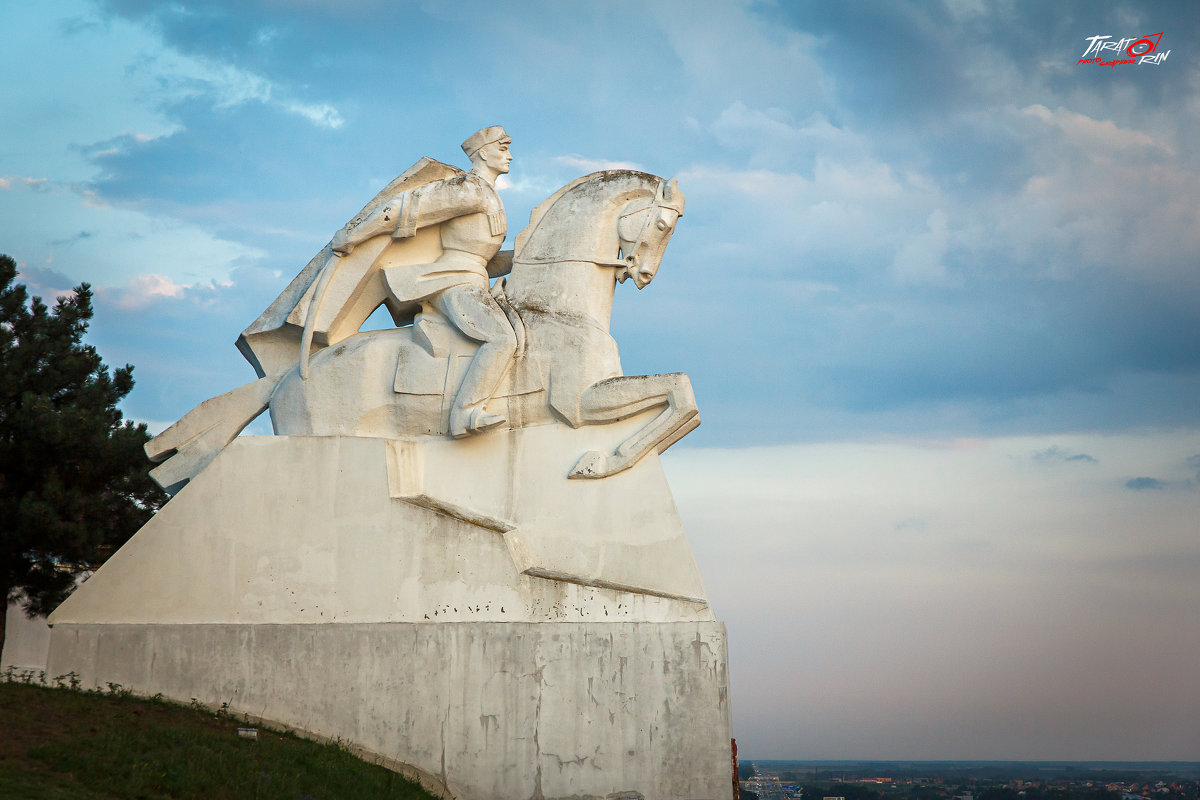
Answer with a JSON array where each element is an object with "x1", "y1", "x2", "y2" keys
[{"x1": 3, "y1": 0, "x2": 1197, "y2": 759}]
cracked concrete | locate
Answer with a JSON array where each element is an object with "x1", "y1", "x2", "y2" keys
[
  {"x1": 44, "y1": 435, "x2": 733, "y2": 798},
  {"x1": 48, "y1": 621, "x2": 733, "y2": 799}
]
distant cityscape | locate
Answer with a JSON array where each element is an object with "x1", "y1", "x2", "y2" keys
[{"x1": 739, "y1": 762, "x2": 1200, "y2": 800}]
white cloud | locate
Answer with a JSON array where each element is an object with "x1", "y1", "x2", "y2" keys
[
  {"x1": 109, "y1": 273, "x2": 189, "y2": 309},
  {"x1": 178, "y1": 59, "x2": 273, "y2": 108},
  {"x1": 1022, "y1": 104, "x2": 1170, "y2": 155},
  {"x1": 710, "y1": 103, "x2": 866, "y2": 167},
  {"x1": 497, "y1": 175, "x2": 562, "y2": 200},
  {"x1": 0, "y1": 177, "x2": 10, "y2": 189},
  {"x1": 283, "y1": 101, "x2": 345, "y2": 130},
  {"x1": 712, "y1": 102, "x2": 801, "y2": 149},
  {"x1": 553, "y1": 154, "x2": 641, "y2": 172},
  {"x1": 0, "y1": 1, "x2": 343, "y2": 192},
  {"x1": 0, "y1": 178, "x2": 260, "y2": 287},
  {"x1": 652, "y1": 0, "x2": 824, "y2": 111},
  {"x1": 676, "y1": 156, "x2": 936, "y2": 278},
  {"x1": 891, "y1": 209, "x2": 951, "y2": 285},
  {"x1": 954, "y1": 105, "x2": 1200, "y2": 282},
  {"x1": 812, "y1": 157, "x2": 904, "y2": 202},
  {"x1": 147, "y1": 45, "x2": 344, "y2": 130}
]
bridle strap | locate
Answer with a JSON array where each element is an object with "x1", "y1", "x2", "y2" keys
[
  {"x1": 611, "y1": 181, "x2": 677, "y2": 271},
  {"x1": 515, "y1": 180, "x2": 679, "y2": 271}
]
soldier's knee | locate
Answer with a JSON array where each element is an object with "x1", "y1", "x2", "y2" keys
[
  {"x1": 467, "y1": 306, "x2": 516, "y2": 355},
  {"x1": 492, "y1": 324, "x2": 517, "y2": 357}
]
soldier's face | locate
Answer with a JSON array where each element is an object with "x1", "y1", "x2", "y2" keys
[{"x1": 479, "y1": 141, "x2": 512, "y2": 174}]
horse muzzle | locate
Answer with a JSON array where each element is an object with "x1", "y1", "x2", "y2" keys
[{"x1": 633, "y1": 263, "x2": 657, "y2": 289}]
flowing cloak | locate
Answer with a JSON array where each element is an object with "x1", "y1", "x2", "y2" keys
[{"x1": 236, "y1": 157, "x2": 464, "y2": 381}]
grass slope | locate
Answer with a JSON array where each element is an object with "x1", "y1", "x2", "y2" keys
[{"x1": 0, "y1": 680, "x2": 436, "y2": 799}]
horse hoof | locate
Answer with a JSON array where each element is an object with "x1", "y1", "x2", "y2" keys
[{"x1": 569, "y1": 450, "x2": 609, "y2": 479}]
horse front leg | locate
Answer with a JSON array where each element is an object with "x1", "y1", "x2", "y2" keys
[{"x1": 568, "y1": 373, "x2": 699, "y2": 479}]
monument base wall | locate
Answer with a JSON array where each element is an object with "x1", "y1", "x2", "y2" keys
[{"x1": 48, "y1": 620, "x2": 733, "y2": 800}]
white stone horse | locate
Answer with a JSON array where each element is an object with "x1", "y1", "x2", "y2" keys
[{"x1": 269, "y1": 170, "x2": 698, "y2": 479}]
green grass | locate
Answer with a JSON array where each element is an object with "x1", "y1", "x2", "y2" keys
[{"x1": 0, "y1": 679, "x2": 437, "y2": 800}]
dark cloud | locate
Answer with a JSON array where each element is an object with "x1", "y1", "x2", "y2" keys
[
  {"x1": 11, "y1": 263, "x2": 80, "y2": 299},
  {"x1": 1035, "y1": 446, "x2": 1097, "y2": 464},
  {"x1": 762, "y1": 1, "x2": 1200, "y2": 128},
  {"x1": 1125, "y1": 476, "x2": 1165, "y2": 490},
  {"x1": 49, "y1": 231, "x2": 94, "y2": 246},
  {"x1": 1187, "y1": 454, "x2": 1200, "y2": 483}
]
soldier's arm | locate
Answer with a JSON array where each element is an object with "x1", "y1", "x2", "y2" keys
[
  {"x1": 401, "y1": 177, "x2": 489, "y2": 233},
  {"x1": 331, "y1": 177, "x2": 489, "y2": 255},
  {"x1": 330, "y1": 193, "x2": 411, "y2": 255}
]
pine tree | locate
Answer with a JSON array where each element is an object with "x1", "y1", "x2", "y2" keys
[{"x1": 0, "y1": 254, "x2": 166, "y2": 656}]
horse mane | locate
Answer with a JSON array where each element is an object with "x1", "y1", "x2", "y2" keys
[
  {"x1": 513, "y1": 174, "x2": 595, "y2": 255},
  {"x1": 512, "y1": 170, "x2": 664, "y2": 264}
]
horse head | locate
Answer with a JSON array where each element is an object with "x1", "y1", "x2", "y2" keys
[
  {"x1": 512, "y1": 171, "x2": 684, "y2": 276},
  {"x1": 615, "y1": 177, "x2": 685, "y2": 289},
  {"x1": 505, "y1": 170, "x2": 685, "y2": 325}
]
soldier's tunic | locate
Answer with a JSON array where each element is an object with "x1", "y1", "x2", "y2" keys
[
  {"x1": 380, "y1": 171, "x2": 507, "y2": 302},
  {"x1": 369, "y1": 171, "x2": 516, "y2": 433}
]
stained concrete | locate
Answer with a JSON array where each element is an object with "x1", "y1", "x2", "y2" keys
[
  {"x1": 2, "y1": 598, "x2": 51, "y2": 673},
  {"x1": 51, "y1": 434, "x2": 713, "y2": 625},
  {"x1": 46, "y1": 433, "x2": 733, "y2": 798},
  {"x1": 48, "y1": 621, "x2": 733, "y2": 800}
]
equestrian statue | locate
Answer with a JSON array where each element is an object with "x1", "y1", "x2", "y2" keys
[{"x1": 145, "y1": 126, "x2": 697, "y2": 494}]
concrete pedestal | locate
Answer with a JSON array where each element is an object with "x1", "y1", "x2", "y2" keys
[
  {"x1": 49, "y1": 620, "x2": 732, "y2": 800},
  {"x1": 47, "y1": 433, "x2": 734, "y2": 799}
]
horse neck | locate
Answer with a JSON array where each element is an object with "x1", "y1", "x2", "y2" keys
[
  {"x1": 514, "y1": 170, "x2": 662, "y2": 263},
  {"x1": 505, "y1": 170, "x2": 661, "y2": 329},
  {"x1": 506, "y1": 259, "x2": 617, "y2": 331}
]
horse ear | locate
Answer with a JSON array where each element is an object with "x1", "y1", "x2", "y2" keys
[{"x1": 665, "y1": 178, "x2": 684, "y2": 214}]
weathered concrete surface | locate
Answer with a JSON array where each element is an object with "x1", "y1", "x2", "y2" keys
[
  {"x1": 50, "y1": 434, "x2": 712, "y2": 626},
  {"x1": 48, "y1": 621, "x2": 733, "y2": 800},
  {"x1": 46, "y1": 433, "x2": 731, "y2": 798},
  {"x1": 2, "y1": 598, "x2": 51, "y2": 673},
  {"x1": 386, "y1": 423, "x2": 708, "y2": 601},
  {"x1": 3, "y1": 578, "x2": 88, "y2": 674}
]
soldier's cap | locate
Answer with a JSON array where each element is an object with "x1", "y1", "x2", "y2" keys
[{"x1": 461, "y1": 126, "x2": 511, "y2": 158}]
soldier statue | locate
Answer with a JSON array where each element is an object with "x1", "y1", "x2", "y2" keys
[
  {"x1": 144, "y1": 126, "x2": 693, "y2": 497},
  {"x1": 329, "y1": 126, "x2": 516, "y2": 437}
]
